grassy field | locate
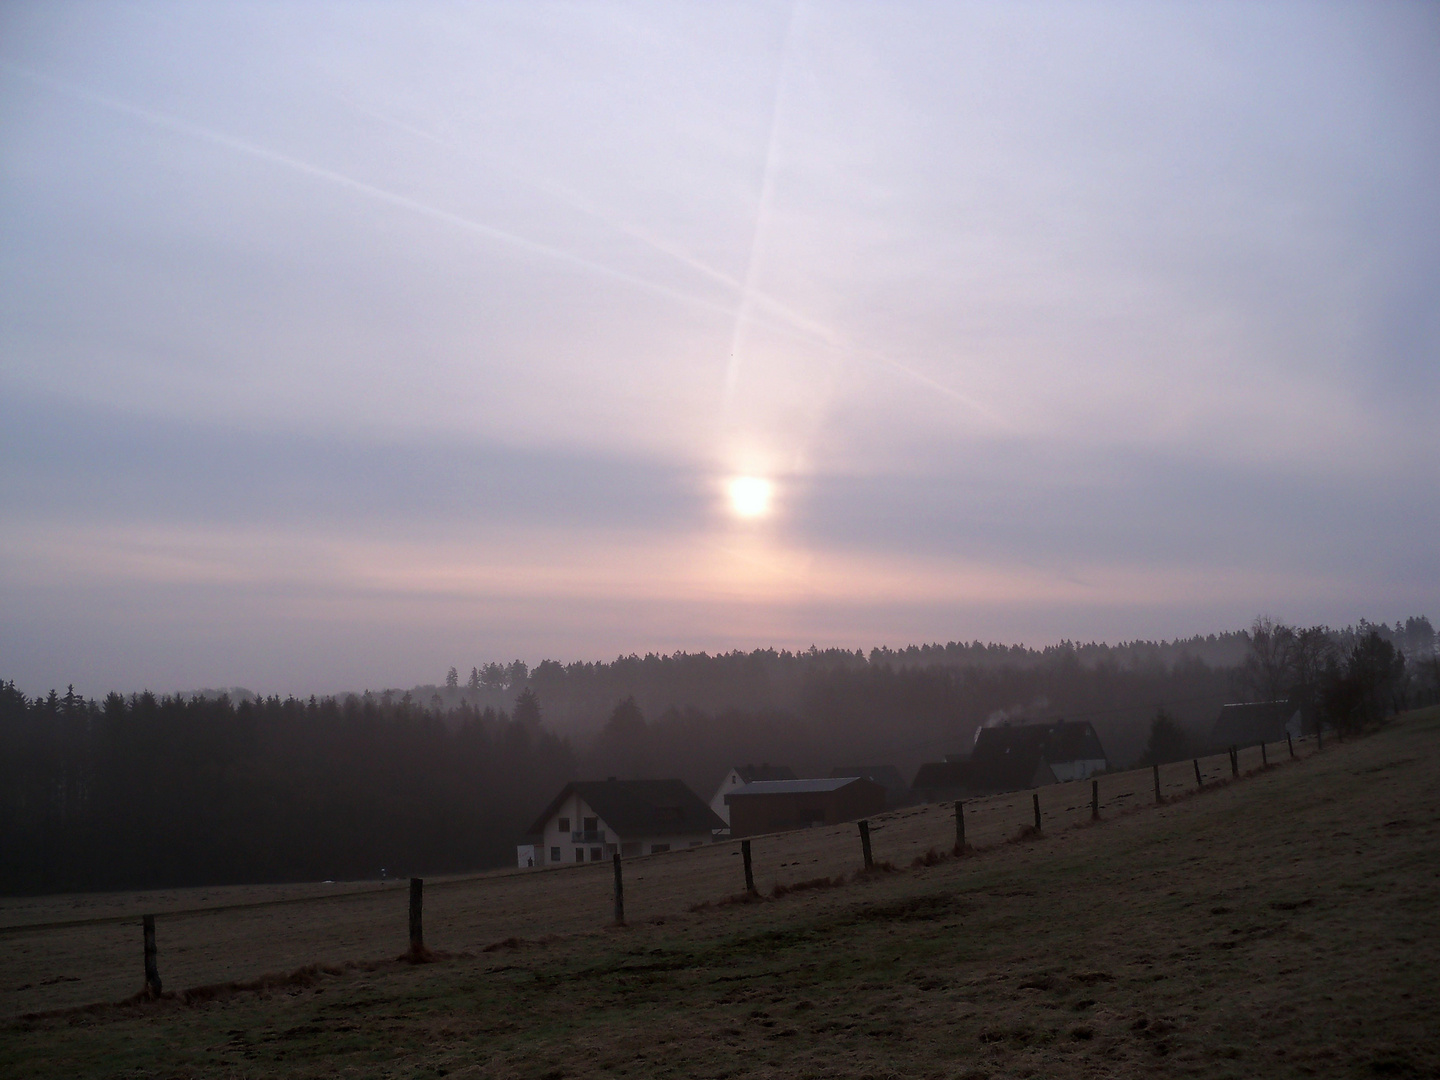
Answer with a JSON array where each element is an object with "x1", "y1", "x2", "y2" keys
[{"x1": 4, "y1": 709, "x2": 1438, "y2": 1079}]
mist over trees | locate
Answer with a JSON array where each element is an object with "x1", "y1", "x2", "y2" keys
[
  {"x1": 414, "y1": 633, "x2": 1258, "y2": 737},
  {"x1": 3, "y1": 618, "x2": 1434, "y2": 895}
]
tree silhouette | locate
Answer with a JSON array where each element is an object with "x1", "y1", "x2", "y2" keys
[
  {"x1": 1140, "y1": 708, "x2": 1190, "y2": 765},
  {"x1": 513, "y1": 686, "x2": 542, "y2": 727}
]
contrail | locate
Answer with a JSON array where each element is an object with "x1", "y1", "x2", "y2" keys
[
  {"x1": 1, "y1": 63, "x2": 741, "y2": 321},
  {"x1": 4, "y1": 62, "x2": 1003, "y2": 426},
  {"x1": 326, "y1": 86, "x2": 1001, "y2": 422},
  {"x1": 330, "y1": 90, "x2": 754, "y2": 295},
  {"x1": 722, "y1": 1, "x2": 801, "y2": 406}
]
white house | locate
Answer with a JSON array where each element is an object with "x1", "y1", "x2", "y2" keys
[
  {"x1": 709, "y1": 764, "x2": 797, "y2": 830},
  {"x1": 523, "y1": 779, "x2": 724, "y2": 866}
]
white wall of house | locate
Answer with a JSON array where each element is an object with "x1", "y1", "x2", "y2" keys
[
  {"x1": 709, "y1": 768, "x2": 746, "y2": 827},
  {"x1": 1047, "y1": 758, "x2": 1109, "y2": 783},
  {"x1": 538, "y1": 793, "x2": 610, "y2": 866},
  {"x1": 534, "y1": 793, "x2": 710, "y2": 865}
]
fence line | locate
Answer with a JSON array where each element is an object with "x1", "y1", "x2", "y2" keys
[{"x1": 8, "y1": 733, "x2": 1328, "y2": 1017}]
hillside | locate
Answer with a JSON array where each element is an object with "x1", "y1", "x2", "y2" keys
[{"x1": 5, "y1": 707, "x2": 1438, "y2": 1078}]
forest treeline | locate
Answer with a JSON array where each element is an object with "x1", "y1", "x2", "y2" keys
[
  {"x1": 412, "y1": 631, "x2": 1259, "y2": 734},
  {"x1": 3, "y1": 618, "x2": 1435, "y2": 894},
  {"x1": 0, "y1": 686, "x2": 574, "y2": 895}
]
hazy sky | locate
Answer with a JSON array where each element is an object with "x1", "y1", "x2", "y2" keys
[{"x1": 2, "y1": 1, "x2": 1437, "y2": 696}]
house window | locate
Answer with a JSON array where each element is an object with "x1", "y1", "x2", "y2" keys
[
  {"x1": 650, "y1": 843, "x2": 670, "y2": 854},
  {"x1": 590, "y1": 847, "x2": 602, "y2": 861},
  {"x1": 575, "y1": 848, "x2": 584, "y2": 863},
  {"x1": 620, "y1": 842, "x2": 642, "y2": 857},
  {"x1": 550, "y1": 847, "x2": 560, "y2": 863},
  {"x1": 557, "y1": 817, "x2": 570, "y2": 833},
  {"x1": 583, "y1": 817, "x2": 598, "y2": 833}
]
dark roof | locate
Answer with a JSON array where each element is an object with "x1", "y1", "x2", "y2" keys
[
  {"x1": 1208, "y1": 701, "x2": 1297, "y2": 751},
  {"x1": 966, "y1": 720, "x2": 1109, "y2": 794},
  {"x1": 910, "y1": 762, "x2": 970, "y2": 790},
  {"x1": 1037, "y1": 721, "x2": 1108, "y2": 762},
  {"x1": 734, "y1": 764, "x2": 798, "y2": 783},
  {"x1": 727, "y1": 777, "x2": 868, "y2": 799},
  {"x1": 526, "y1": 779, "x2": 724, "y2": 838},
  {"x1": 830, "y1": 765, "x2": 907, "y2": 796}
]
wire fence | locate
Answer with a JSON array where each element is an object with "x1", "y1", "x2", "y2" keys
[{"x1": 2, "y1": 733, "x2": 1323, "y2": 1017}]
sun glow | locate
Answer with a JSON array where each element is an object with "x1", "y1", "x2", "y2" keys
[{"x1": 727, "y1": 476, "x2": 774, "y2": 519}]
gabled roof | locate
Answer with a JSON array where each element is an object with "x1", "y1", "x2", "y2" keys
[
  {"x1": 725, "y1": 777, "x2": 871, "y2": 799},
  {"x1": 1038, "y1": 721, "x2": 1108, "y2": 762},
  {"x1": 966, "y1": 720, "x2": 1108, "y2": 793},
  {"x1": 526, "y1": 779, "x2": 724, "y2": 838},
  {"x1": 733, "y1": 764, "x2": 798, "y2": 783},
  {"x1": 830, "y1": 765, "x2": 907, "y2": 796},
  {"x1": 1208, "y1": 701, "x2": 1297, "y2": 751}
]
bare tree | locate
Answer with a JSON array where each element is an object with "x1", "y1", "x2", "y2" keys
[
  {"x1": 1323, "y1": 631, "x2": 1407, "y2": 734},
  {"x1": 1286, "y1": 625, "x2": 1334, "y2": 734},
  {"x1": 1241, "y1": 616, "x2": 1294, "y2": 704}
]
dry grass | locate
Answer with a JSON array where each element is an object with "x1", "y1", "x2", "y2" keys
[
  {"x1": 4, "y1": 712, "x2": 1438, "y2": 1078},
  {"x1": 4, "y1": 741, "x2": 1304, "y2": 1016}
]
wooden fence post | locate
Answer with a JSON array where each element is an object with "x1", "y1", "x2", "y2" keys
[
  {"x1": 142, "y1": 914, "x2": 161, "y2": 997},
  {"x1": 1193, "y1": 759, "x2": 1202, "y2": 788},
  {"x1": 741, "y1": 839, "x2": 756, "y2": 895},
  {"x1": 409, "y1": 878, "x2": 424, "y2": 957},
  {"x1": 858, "y1": 819, "x2": 873, "y2": 870},
  {"x1": 1230, "y1": 746, "x2": 1239, "y2": 778},
  {"x1": 1261, "y1": 741, "x2": 1268, "y2": 767},
  {"x1": 612, "y1": 853, "x2": 625, "y2": 925},
  {"x1": 1316, "y1": 723, "x2": 1323, "y2": 751},
  {"x1": 1032, "y1": 792, "x2": 1041, "y2": 832},
  {"x1": 954, "y1": 801, "x2": 966, "y2": 851},
  {"x1": 1153, "y1": 763, "x2": 1162, "y2": 804},
  {"x1": 1287, "y1": 732, "x2": 1295, "y2": 759},
  {"x1": 1091, "y1": 779, "x2": 1099, "y2": 820}
]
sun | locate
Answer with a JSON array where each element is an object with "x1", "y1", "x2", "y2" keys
[{"x1": 727, "y1": 476, "x2": 774, "y2": 519}]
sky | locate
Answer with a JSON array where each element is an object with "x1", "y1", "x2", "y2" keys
[{"x1": 2, "y1": 1, "x2": 1437, "y2": 697}]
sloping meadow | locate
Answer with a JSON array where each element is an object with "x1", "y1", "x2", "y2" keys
[{"x1": 5, "y1": 709, "x2": 1438, "y2": 1078}]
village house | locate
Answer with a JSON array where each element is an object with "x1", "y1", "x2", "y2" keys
[
  {"x1": 709, "y1": 764, "x2": 797, "y2": 830},
  {"x1": 829, "y1": 765, "x2": 908, "y2": 807},
  {"x1": 725, "y1": 776, "x2": 887, "y2": 839},
  {"x1": 1206, "y1": 700, "x2": 1301, "y2": 753},
  {"x1": 910, "y1": 719, "x2": 1110, "y2": 801},
  {"x1": 521, "y1": 778, "x2": 722, "y2": 867}
]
